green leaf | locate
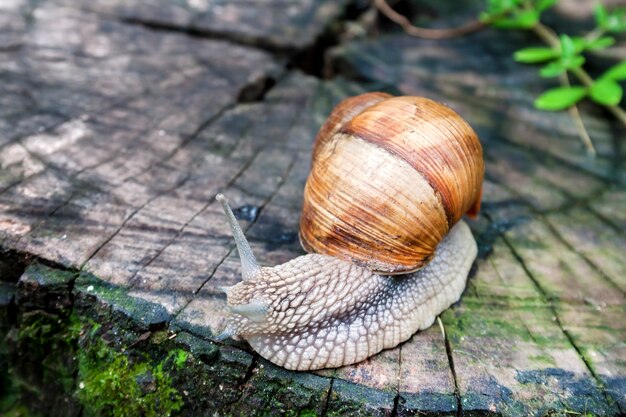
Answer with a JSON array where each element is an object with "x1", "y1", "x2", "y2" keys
[
  {"x1": 586, "y1": 36, "x2": 616, "y2": 50},
  {"x1": 594, "y1": 3, "x2": 608, "y2": 28},
  {"x1": 540, "y1": 61, "x2": 566, "y2": 77},
  {"x1": 492, "y1": 18, "x2": 519, "y2": 28},
  {"x1": 486, "y1": 0, "x2": 507, "y2": 10},
  {"x1": 479, "y1": 11, "x2": 495, "y2": 23},
  {"x1": 534, "y1": 86, "x2": 587, "y2": 110},
  {"x1": 493, "y1": 10, "x2": 539, "y2": 29},
  {"x1": 560, "y1": 34, "x2": 576, "y2": 57},
  {"x1": 514, "y1": 47, "x2": 558, "y2": 63},
  {"x1": 483, "y1": 0, "x2": 521, "y2": 18},
  {"x1": 516, "y1": 10, "x2": 540, "y2": 28},
  {"x1": 589, "y1": 79, "x2": 623, "y2": 105},
  {"x1": 536, "y1": 0, "x2": 557, "y2": 12},
  {"x1": 563, "y1": 55, "x2": 585, "y2": 70},
  {"x1": 493, "y1": 0, "x2": 521, "y2": 12},
  {"x1": 602, "y1": 61, "x2": 626, "y2": 81},
  {"x1": 605, "y1": 9, "x2": 626, "y2": 33},
  {"x1": 571, "y1": 36, "x2": 586, "y2": 52}
]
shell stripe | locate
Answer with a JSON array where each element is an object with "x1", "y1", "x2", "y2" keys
[{"x1": 341, "y1": 96, "x2": 483, "y2": 226}]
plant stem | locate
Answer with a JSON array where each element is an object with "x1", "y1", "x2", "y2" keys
[
  {"x1": 532, "y1": 22, "x2": 626, "y2": 129},
  {"x1": 560, "y1": 73, "x2": 596, "y2": 155},
  {"x1": 532, "y1": 22, "x2": 560, "y2": 47},
  {"x1": 533, "y1": 22, "x2": 596, "y2": 153},
  {"x1": 584, "y1": 27, "x2": 605, "y2": 42},
  {"x1": 373, "y1": 0, "x2": 486, "y2": 39}
]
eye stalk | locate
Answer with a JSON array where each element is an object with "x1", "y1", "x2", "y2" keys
[
  {"x1": 214, "y1": 193, "x2": 268, "y2": 341},
  {"x1": 216, "y1": 193, "x2": 261, "y2": 281}
]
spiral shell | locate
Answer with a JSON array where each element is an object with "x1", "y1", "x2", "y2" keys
[{"x1": 299, "y1": 93, "x2": 484, "y2": 274}]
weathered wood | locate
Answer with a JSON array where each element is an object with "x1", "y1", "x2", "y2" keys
[
  {"x1": 1, "y1": 0, "x2": 625, "y2": 415},
  {"x1": 57, "y1": 0, "x2": 350, "y2": 51}
]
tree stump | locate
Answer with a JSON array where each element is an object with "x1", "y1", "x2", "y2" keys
[{"x1": 1, "y1": 0, "x2": 624, "y2": 416}]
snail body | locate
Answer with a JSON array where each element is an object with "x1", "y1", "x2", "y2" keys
[{"x1": 216, "y1": 94, "x2": 483, "y2": 371}]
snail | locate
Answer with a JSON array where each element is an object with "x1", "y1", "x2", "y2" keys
[{"x1": 215, "y1": 93, "x2": 484, "y2": 371}]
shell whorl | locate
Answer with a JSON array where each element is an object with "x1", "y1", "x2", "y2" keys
[{"x1": 299, "y1": 94, "x2": 484, "y2": 274}]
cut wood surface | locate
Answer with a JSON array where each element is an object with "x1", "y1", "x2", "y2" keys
[{"x1": 1, "y1": 0, "x2": 625, "y2": 416}]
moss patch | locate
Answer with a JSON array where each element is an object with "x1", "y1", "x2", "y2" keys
[
  {"x1": 440, "y1": 299, "x2": 567, "y2": 349},
  {"x1": 227, "y1": 359, "x2": 331, "y2": 416},
  {"x1": 2, "y1": 307, "x2": 189, "y2": 417},
  {"x1": 77, "y1": 327, "x2": 187, "y2": 417},
  {"x1": 2, "y1": 310, "x2": 82, "y2": 417},
  {"x1": 74, "y1": 272, "x2": 170, "y2": 331}
]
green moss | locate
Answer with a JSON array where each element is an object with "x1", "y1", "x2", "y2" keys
[
  {"x1": 173, "y1": 350, "x2": 188, "y2": 368},
  {"x1": 528, "y1": 353, "x2": 556, "y2": 366},
  {"x1": 75, "y1": 272, "x2": 170, "y2": 329},
  {"x1": 1, "y1": 310, "x2": 82, "y2": 416},
  {"x1": 149, "y1": 330, "x2": 170, "y2": 345},
  {"x1": 22, "y1": 263, "x2": 74, "y2": 287},
  {"x1": 17, "y1": 311, "x2": 58, "y2": 347},
  {"x1": 4, "y1": 306, "x2": 189, "y2": 417},
  {"x1": 77, "y1": 333, "x2": 187, "y2": 417},
  {"x1": 229, "y1": 359, "x2": 330, "y2": 415},
  {"x1": 440, "y1": 300, "x2": 568, "y2": 349}
]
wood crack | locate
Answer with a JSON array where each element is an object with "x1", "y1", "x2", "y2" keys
[
  {"x1": 585, "y1": 204, "x2": 624, "y2": 234},
  {"x1": 483, "y1": 176, "x2": 624, "y2": 296},
  {"x1": 390, "y1": 344, "x2": 402, "y2": 417},
  {"x1": 78, "y1": 99, "x2": 245, "y2": 270},
  {"x1": 540, "y1": 215, "x2": 625, "y2": 297},
  {"x1": 219, "y1": 354, "x2": 260, "y2": 409},
  {"x1": 442, "y1": 319, "x2": 463, "y2": 417},
  {"x1": 149, "y1": 153, "x2": 262, "y2": 312},
  {"x1": 320, "y1": 377, "x2": 335, "y2": 417},
  {"x1": 0, "y1": 93, "x2": 139, "y2": 198},
  {"x1": 78, "y1": 170, "x2": 192, "y2": 270},
  {"x1": 180, "y1": 153, "x2": 299, "y2": 302},
  {"x1": 120, "y1": 17, "x2": 295, "y2": 55}
]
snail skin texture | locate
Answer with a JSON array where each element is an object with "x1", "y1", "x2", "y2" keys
[{"x1": 216, "y1": 93, "x2": 483, "y2": 371}]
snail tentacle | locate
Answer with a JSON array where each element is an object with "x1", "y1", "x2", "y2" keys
[
  {"x1": 215, "y1": 326, "x2": 236, "y2": 341},
  {"x1": 217, "y1": 285, "x2": 232, "y2": 294},
  {"x1": 228, "y1": 300, "x2": 268, "y2": 323},
  {"x1": 216, "y1": 193, "x2": 261, "y2": 281}
]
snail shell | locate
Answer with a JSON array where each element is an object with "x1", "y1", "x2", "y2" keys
[{"x1": 300, "y1": 93, "x2": 484, "y2": 274}]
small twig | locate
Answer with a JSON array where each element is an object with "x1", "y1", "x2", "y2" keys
[
  {"x1": 559, "y1": 73, "x2": 596, "y2": 155},
  {"x1": 584, "y1": 27, "x2": 605, "y2": 43},
  {"x1": 532, "y1": 21, "x2": 560, "y2": 48},
  {"x1": 373, "y1": 0, "x2": 486, "y2": 39}
]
